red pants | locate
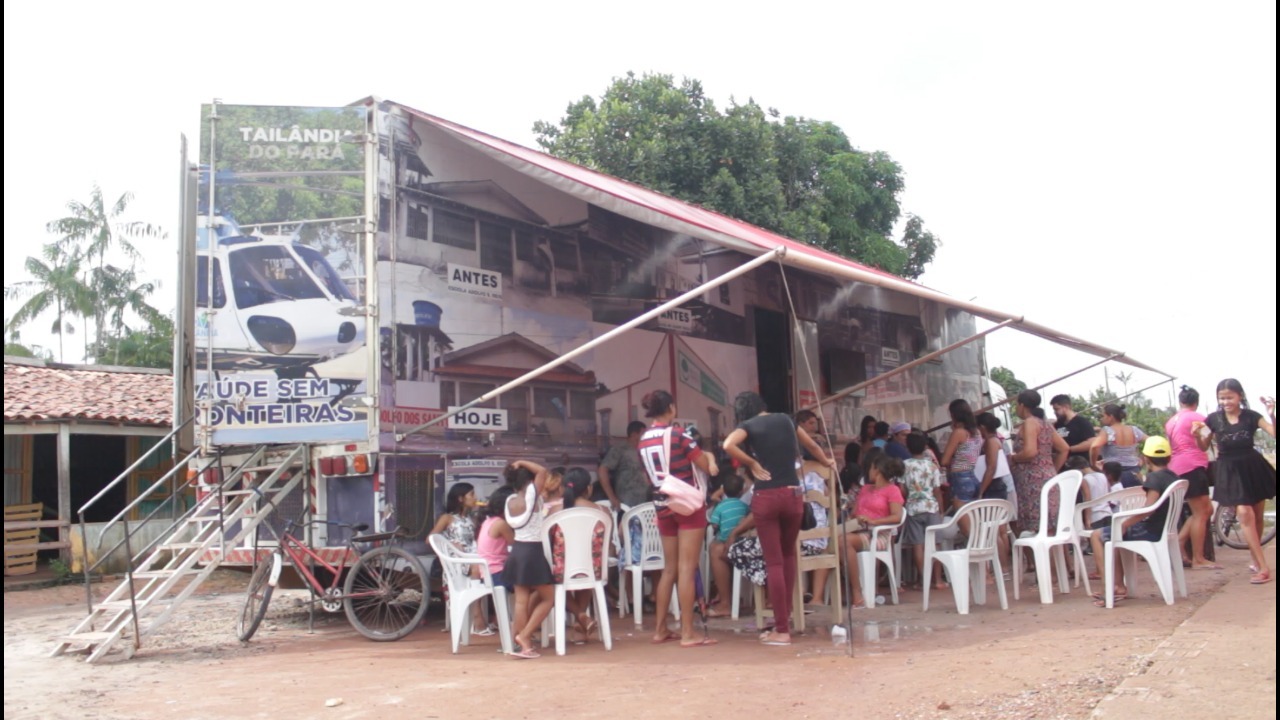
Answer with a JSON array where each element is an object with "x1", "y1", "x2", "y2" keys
[{"x1": 751, "y1": 486, "x2": 803, "y2": 635}]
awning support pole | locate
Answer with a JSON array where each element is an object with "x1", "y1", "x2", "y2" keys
[
  {"x1": 802, "y1": 318, "x2": 1020, "y2": 412},
  {"x1": 395, "y1": 245, "x2": 788, "y2": 440},
  {"x1": 927, "y1": 353, "x2": 1123, "y2": 433}
]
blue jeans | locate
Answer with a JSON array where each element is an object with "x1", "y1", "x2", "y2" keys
[{"x1": 949, "y1": 471, "x2": 981, "y2": 503}]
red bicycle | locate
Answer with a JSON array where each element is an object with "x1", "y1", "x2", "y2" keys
[{"x1": 237, "y1": 517, "x2": 428, "y2": 642}]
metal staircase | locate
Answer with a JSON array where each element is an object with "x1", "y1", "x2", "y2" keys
[{"x1": 53, "y1": 440, "x2": 309, "y2": 663}]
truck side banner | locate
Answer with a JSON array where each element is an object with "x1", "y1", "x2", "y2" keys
[{"x1": 195, "y1": 104, "x2": 370, "y2": 445}]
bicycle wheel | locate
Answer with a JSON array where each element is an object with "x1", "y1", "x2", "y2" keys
[
  {"x1": 237, "y1": 552, "x2": 278, "y2": 641},
  {"x1": 343, "y1": 546, "x2": 428, "y2": 641}
]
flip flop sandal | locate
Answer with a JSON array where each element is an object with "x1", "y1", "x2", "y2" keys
[
  {"x1": 1250, "y1": 572, "x2": 1271, "y2": 585},
  {"x1": 510, "y1": 648, "x2": 541, "y2": 659},
  {"x1": 681, "y1": 637, "x2": 719, "y2": 648}
]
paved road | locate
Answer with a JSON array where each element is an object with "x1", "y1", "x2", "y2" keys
[{"x1": 1093, "y1": 546, "x2": 1276, "y2": 718}]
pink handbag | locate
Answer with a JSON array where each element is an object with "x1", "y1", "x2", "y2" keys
[{"x1": 649, "y1": 427, "x2": 707, "y2": 516}]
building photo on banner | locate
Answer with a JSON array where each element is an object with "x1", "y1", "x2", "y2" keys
[{"x1": 371, "y1": 100, "x2": 991, "y2": 511}]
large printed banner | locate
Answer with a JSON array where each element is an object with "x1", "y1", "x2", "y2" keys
[{"x1": 195, "y1": 104, "x2": 370, "y2": 445}]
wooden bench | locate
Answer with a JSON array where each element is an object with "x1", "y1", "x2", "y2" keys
[{"x1": 4, "y1": 503, "x2": 71, "y2": 575}]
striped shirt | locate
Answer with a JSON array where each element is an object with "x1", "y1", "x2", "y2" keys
[{"x1": 638, "y1": 424, "x2": 703, "y2": 490}]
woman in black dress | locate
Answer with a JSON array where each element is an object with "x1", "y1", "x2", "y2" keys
[{"x1": 1193, "y1": 379, "x2": 1276, "y2": 585}]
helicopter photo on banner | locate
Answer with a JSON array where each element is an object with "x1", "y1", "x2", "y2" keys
[{"x1": 195, "y1": 104, "x2": 371, "y2": 445}]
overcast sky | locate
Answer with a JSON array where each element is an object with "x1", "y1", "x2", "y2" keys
[{"x1": 4, "y1": 1, "x2": 1275, "y2": 411}]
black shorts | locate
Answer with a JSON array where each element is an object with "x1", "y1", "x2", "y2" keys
[{"x1": 1180, "y1": 467, "x2": 1211, "y2": 499}]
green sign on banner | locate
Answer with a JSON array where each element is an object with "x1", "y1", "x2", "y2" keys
[{"x1": 677, "y1": 351, "x2": 726, "y2": 405}]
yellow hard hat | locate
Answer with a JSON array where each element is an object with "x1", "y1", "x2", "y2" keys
[{"x1": 1142, "y1": 436, "x2": 1172, "y2": 458}]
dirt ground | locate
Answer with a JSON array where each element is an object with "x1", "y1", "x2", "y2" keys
[{"x1": 0, "y1": 556, "x2": 1253, "y2": 720}]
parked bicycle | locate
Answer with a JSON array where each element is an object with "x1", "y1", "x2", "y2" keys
[
  {"x1": 238, "y1": 517, "x2": 429, "y2": 642},
  {"x1": 1211, "y1": 501, "x2": 1277, "y2": 550}
]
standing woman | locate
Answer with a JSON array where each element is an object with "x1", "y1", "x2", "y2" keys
[
  {"x1": 939, "y1": 399, "x2": 983, "y2": 509},
  {"x1": 503, "y1": 461, "x2": 556, "y2": 659},
  {"x1": 859, "y1": 415, "x2": 879, "y2": 455},
  {"x1": 637, "y1": 390, "x2": 720, "y2": 648},
  {"x1": 1192, "y1": 379, "x2": 1276, "y2": 585},
  {"x1": 1089, "y1": 405, "x2": 1146, "y2": 487},
  {"x1": 1166, "y1": 386, "x2": 1218, "y2": 570},
  {"x1": 1009, "y1": 390, "x2": 1070, "y2": 534},
  {"x1": 722, "y1": 391, "x2": 803, "y2": 647}
]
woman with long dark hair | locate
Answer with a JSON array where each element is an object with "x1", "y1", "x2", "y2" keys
[
  {"x1": 1166, "y1": 386, "x2": 1219, "y2": 570},
  {"x1": 1193, "y1": 379, "x2": 1276, "y2": 584},
  {"x1": 940, "y1": 399, "x2": 983, "y2": 510},
  {"x1": 1009, "y1": 390, "x2": 1069, "y2": 534},
  {"x1": 859, "y1": 415, "x2": 879, "y2": 454},
  {"x1": 1089, "y1": 404, "x2": 1146, "y2": 487},
  {"x1": 637, "y1": 390, "x2": 720, "y2": 647},
  {"x1": 722, "y1": 391, "x2": 803, "y2": 647}
]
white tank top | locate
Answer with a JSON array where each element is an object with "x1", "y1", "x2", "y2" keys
[
  {"x1": 505, "y1": 483, "x2": 544, "y2": 543},
  {"x1": 974, "y1": 441, "x2": 1012, "y2": 482}
]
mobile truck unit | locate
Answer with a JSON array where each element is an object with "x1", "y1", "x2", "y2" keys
[{"x1": 182, "y1": 99, "x2": 1002, "y2": 566}]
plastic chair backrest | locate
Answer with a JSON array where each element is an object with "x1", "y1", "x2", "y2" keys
[
  {"x1": 1112, "y1": 487, "x2": 1149, "y2": 513},
  {"x1": 1154, "y1": 479, "x2": 1189, "y2": 541},
  {"x1": 957, "y1": 499, "x2": 1013, "y2": 553},
  {"x1": 1038, "y1": 470, "x2": 1083, "y2": 536},
  {"x1": 620, "y1": 503, "x2": 663, "y2": 566},
  {"x1": 594, "y1": 500, "x2": 622, "y2": 554},
  {"x1": 542, "y1": 507, "x2": 612, "y2": 588},
  {"x1": 429, "y1": 534, "x2": 477, "y2": 589}
]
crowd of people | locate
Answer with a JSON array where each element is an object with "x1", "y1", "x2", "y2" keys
[{"x1": 428, "y1": 378, "x2": 1276, "y2": 658}]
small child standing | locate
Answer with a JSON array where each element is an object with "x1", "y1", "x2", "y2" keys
[
  {"x1": 1086, "y1": 462, "x2": 1127, "y2": 571},
  {"x1": 706, "y1": 474, "x2": 749, "y2": 617},
  {"x1": 901, "y1": 433, "x2": 947, "y2": 590}
]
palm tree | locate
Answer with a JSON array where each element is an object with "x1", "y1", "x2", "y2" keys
[
  {"x1": 46, "y1": 186, "x2": 161, "y2": 347},
  {"x1": 3, "y1": 244, "x2": 91, "y2": 361},
  {"x1": 90, "y1": 264, "x2": 165, "y2": 364}
]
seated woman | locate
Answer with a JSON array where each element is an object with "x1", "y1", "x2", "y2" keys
[
  {"x1": 843, "y1": 454, "x2": 906, "y2": 608},
  {"x1": 548, "y1": 467, "x2": 608, "y2": 642}
]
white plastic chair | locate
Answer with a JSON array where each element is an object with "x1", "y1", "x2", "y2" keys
[
  {"x1": 1102, "y1": 479, "x2": 1189, "y2": 609},
  {"x1": 1012, "y1": 470, "x2": 1085, "y2": 604},
  {"x1": 923, "y1": 499, "x2": 1013, "y2": 615},
  {"x1": 1074, "y1": 486, "x2": 1146, "y2": 587},
  {"x1": 618, "y1": 503, "x2": 678, "y2": 626},
  {"x1": 540, "y1": 507, "x2": 614, "y2": 656},
  {"x1": 859, "y1": 514, "x2": 906, "y2": 609},
  {"x1": 595, "y1": 499, "x2": 625, "y2": 615},
  {"x1": 428, "y1": 534, "x2": 514, "y2": 655}
]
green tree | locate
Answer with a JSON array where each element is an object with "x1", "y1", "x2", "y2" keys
[
  {"x1": 90, "y1": 315, "x2": 173, "y2": 369},
  {"x1": 89, "y1": 264, "x2": 166, "y2": 365},
  {"x1": 1073, "y1": 386, "x2": 1172, "y2": 439},
  {"x1": 3, "y1": 244, "x2": 92, "y2": 362},
  {"x1": 534, "y1": 72, "x2": 940, "y2": 278},
  {"x1": 46, "y1": 186, "x2": 161, "y2": 346},
  {"x1": 990, "y1": 366, "x2": 1027, "y2": 398}
]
